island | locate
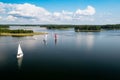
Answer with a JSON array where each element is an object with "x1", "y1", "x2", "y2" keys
[{"x1": 0, "y1": 25, "x2": 47, "y2": 37}]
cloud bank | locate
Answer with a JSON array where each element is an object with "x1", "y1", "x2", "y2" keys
[{"x1": 0, "y1": 2, "x2": 96, "y2": 24}]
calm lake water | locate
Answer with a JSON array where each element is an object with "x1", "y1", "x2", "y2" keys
[{"x1": 1, "y1": 26, "x2": 120, "y2": 79}]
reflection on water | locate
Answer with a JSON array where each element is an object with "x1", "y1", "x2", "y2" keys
[
  {"x1": 43, "y1": 39, "x2": 47, "y2": 45},
  {"x1": 43, "y1": 34, "x2": 48, "y2": 45},
  {"x1": 17, "y1": 57, "x2": 23, "y2": 69},
  {"x1": 86, "y1": 34, "x2": 94, "y2": 50},
  {"x1": 0, "y1": 52, "x2": 6, "y2": 64},
  {"x1": 54, "y1": 39, "x2": 57, "y2": 45},
  {"x1": 76, "y1": 33, "x2": 94, "y2": 50},
  {"x1": 76, "y1": 34, "x2": 82, "y2": 46}
]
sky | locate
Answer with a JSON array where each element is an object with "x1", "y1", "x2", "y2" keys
[{"x1": 0, "y1": 0, "x2": 120, "y2": 25}]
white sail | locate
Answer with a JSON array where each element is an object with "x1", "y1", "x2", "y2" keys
[{"x1": 17, "y1": 44, "x2": 23, "y2": 58}]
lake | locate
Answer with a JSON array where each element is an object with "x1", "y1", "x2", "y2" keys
[{"x1": 0, "y1": 26, "x2": 120, "y2": 79}]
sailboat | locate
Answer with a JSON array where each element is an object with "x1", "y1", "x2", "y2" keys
[{"x1": 17, "y1": 44, "x2": 23, "y2": 58}]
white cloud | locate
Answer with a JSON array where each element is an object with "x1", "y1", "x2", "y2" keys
[
  {"x1": 8, "y1": 3, "x2": 50, "y2": 19},
  {"x1": 0, "y1": 16, "x2": 2, "y2": 20},
  {"x1": 6, "y1": 15, "x2": 17, "y2": 21},
  {"x1": 62, "y1": 10, "x2": 73, "y2": 15},
  {"x1": 75, "y1": 6, "x2": 95, "y2": 16},
  {"x1": 0, "y1": 8, "x2": 5, "y2": 13},
  {"x1": 0, "y1": 2, "x2": 5, "y2": 13},
  {"x1": 0, "y1": 2, "x2": 96, "y2": 24},
  {"x1": 53, "y1": 12, "x2": 61, "y2": 17}
]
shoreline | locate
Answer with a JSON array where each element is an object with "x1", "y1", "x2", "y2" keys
[
  {"x1": 75, "y1": 30, "x2": 101, "y2": 32},
  {"x1": 0, "y1": 32, "x2": 48, "y2": 37}
]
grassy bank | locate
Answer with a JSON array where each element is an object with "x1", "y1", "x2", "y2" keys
[
  {"x1": 0, "y1": 28, "x2": 47, "y2": 37},
  {"x1": 0, "y1": 32, "x2": 47, "y2": 37}
]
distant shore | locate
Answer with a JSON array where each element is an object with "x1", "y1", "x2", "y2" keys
[
  {"x1": 0, "y1": 32, "x2": 47, "y2": 37},
  {"x1": 75, "y1": 30, "x2": 101, "y2": 32}
]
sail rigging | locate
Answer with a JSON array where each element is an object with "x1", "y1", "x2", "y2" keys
[{"x1": 17, "y1": 44, "x2": 23, "y2": 58}]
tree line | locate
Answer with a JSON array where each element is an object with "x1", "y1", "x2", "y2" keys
[
  {"x1": 74, "y1": 24, "x2": 120, "y2": 32},
  {"x1": 41, "y1": 24, "x2": 120, "y2": 32},
  {"x1": 41, "y1": 25, "x2": 73, "y2": 29},
  {"x1": 101, "y1": 24, "x2": 120, "y2": 29},
  {"x1": 0, "y1": 25, "x2": 9, "y2": 28},
  {"x1": 0, "y1": 28, "x2": 33, "y2": 33},
  {"x1": 1, "y1": 24, "x2": 120, "y2": 32},
  {"x1": 74, "y1": 25, "x2": 101, "y2": 32}
]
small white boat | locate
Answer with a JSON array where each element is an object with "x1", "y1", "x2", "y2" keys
[
  {"x1": 43, "y1": 34, "x2": 48, "y2": 41},
  {"x1": 17, "y1": 44, "x2": 23, "y2": 58}
]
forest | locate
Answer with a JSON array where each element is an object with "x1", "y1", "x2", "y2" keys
[{"x1": 40, "y1": 24, "x2": 120, "y2": 32}]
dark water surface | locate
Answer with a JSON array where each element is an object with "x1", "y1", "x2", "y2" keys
[{"x1": 1, "y1": 27, "x2": 120, "y2": 79}]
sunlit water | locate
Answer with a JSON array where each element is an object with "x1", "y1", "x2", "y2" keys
[{"x1": 1, "y1": 26, "x2": 120, "y2": 79}]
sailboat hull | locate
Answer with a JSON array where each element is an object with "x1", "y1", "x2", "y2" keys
[{"x1": 17, "y1": 54, "x2": 23, "y2": 58}]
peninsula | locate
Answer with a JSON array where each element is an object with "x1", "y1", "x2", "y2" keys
[{"x1": 0, "y1": 25, "x2": 47, "y2": 37}]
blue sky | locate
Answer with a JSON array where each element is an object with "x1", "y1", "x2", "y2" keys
[{"x1": 0, "y1": 0, "x2": 120, "y2": 24}]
